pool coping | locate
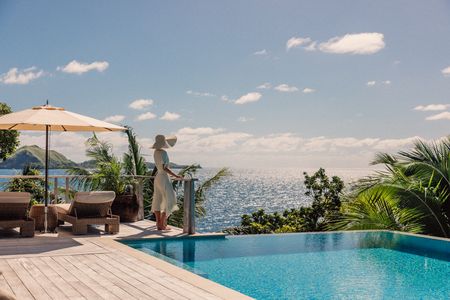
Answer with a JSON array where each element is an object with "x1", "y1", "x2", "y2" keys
[{"x1": 100, "y1": 237, "x2": 254, "y2": 300}]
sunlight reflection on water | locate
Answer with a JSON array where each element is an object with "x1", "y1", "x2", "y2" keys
[{"x1": 195, "y1": 168, "x2": 374, "y2": 232}]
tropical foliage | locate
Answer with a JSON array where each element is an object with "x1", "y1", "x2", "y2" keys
[
  {"x1": 0, "y1": 103, "x2": 19, "y2": 161},
  {"x1": 68, "y1": 133, "x2": 129, "y2": 194},
  {"x1": 3, "y1": 164, "x2": 44, "y2": 205},
  {"x1": 225, "y1": 168, "x2": 344, "y2": 234},
  {"x1": 332, "y1": 138, "x2": 450, "y2": 237}
]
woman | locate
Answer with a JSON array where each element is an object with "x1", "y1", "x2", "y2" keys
[{"x1": 151, "y1": 134, "x2": 182, "y2": 230}]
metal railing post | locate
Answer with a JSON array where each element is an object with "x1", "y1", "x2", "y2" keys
[
  {"x1": 65, "y1": 177, "x2": 70, "y2": 202},
  {"x1": 136, "y1": 178, "x2": 145, "y2": 221},
  {"x1": 53, "y1": 178, "x2": 58, "y2": 204},
  {"x1": 183, "y1": 179, "x2": 196, "y2": 234}
]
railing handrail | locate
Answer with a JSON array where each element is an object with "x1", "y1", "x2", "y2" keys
[
  {"x1": 0, "y1": 175, "x2": 198, "y2": 181},
  {"x1": 0, "y1": 174, "x2": 198, "y2": 233}
]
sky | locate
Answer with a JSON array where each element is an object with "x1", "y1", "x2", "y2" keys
[{"x1": 0, "y1": 0, "x2": 449, "y2": 169}]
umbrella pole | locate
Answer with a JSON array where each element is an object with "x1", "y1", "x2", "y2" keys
[{"x1": 44, "y1": 125, "x2": 49, "y2": 232}]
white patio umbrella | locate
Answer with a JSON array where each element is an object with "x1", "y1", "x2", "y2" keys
[{"x1": 0, "y1": 104, "x2": 126, "y2": 232}]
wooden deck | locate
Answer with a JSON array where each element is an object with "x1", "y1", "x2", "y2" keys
[{"x1": 0, "y1": 221, "x2": 252, "y2": 300}]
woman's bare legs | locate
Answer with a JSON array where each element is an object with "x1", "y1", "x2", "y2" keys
[
  {"x1": 161, "y1": 212, "x2": 167, "y2": 229},
  {"x1": 154, "y1": 211, "x2": 163, "y2": 230}
]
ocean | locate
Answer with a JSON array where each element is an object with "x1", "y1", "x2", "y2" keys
[
  {"x1": 194, "y1": 168, "x2": 373, "y2": 232},
  {"x1": 0, "y1": 167, "x2": 375, "y2": 233}
]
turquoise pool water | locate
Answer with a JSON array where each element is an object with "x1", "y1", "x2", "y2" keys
[{"x1": 123, "y1": 232, "x2": 450, "y2": 299}]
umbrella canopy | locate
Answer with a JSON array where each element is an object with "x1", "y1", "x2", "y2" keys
[
  {"x1": 0, "y1": 105, "x2": 125, "y2": 131},
  {"x1": 0, "y1": 104, "x2": 126, "y2": 232}
]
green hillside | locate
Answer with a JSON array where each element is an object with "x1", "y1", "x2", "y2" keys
[
  {"x1": 0, "y1": 145, "x2": 193, "y2": 169},
  {"x1": 0, "y1": 145, "x2": 77, "y2": 169}
]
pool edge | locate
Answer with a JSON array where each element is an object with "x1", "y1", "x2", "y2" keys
[{"x1": 99, "y1": 237, "x2": 254, "y2": 300}]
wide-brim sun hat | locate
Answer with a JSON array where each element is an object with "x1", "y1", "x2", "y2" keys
[{"x1": 151, "y1": 134, "x2": 177, "y2": 149}]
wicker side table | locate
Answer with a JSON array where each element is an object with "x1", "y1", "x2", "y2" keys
[{"x1": 29, "y1": 204, "x2": 58, "y2": 232}]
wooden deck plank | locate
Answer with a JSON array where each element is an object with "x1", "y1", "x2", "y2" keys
[
  {"x1": 60, "y1": 255, "x2": 121, "y2": 300},
  {"x1": 106, "y1": 252, "x2": 221, "y2": 300},
  {"x1": 7, "y1": 259, "x2": 51, "y2": 300},
  {"x1": 89, "y1": 254, "x2": 161, "y2": 300},
  {"x1": 18, "y1": 257, "x2": 67, "y2": 300},
  {"x1": 0, "y1": 221, "x2": 250, "y2": 300},
  {"x1": 96, "y1": 253, "x2": 184, "y2": 300},
  {"x1": 41, "y1": 256, "x2": 96, "y2": 299},
  {"x1": 32, "y1": 257, "x2": 85, "y2": 300},
  {"x1": 0, "y1": 271, "x2": 14, "y2": 295},
  {"x1": 0, "y1": 259, "x2": 34, "y2": 300},
  {"x1": 71, "y1": 255, "x2": 131, "y2": 300},
  {"x1": 77, "y1": 254, "x2": 151, "y2": 299}
]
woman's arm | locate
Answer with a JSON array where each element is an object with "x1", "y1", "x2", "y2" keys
[{"x1": 164, "y1": 166, "x2": 183, "y2": 179}]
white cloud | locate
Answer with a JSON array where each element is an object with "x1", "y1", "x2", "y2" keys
[
  {"x1": 257, "y1": 82, "x2": 271, "y2": 89},
  {"x1": 129, "y1": 99, "x2": 154, "y2": 110},
  {"x1": 372, "y1": 137, "x2": 420, "y2": 150},
  {"x1": 367, "y1": 80, "x2": 390, "y2": 86},
  {"x1": 186, "y1": 90, "x2": 215, "y2": 97},
  {"x1": 441, "y1": 66, "x2": 450, "y2": 77},
  {"x1": 304, "y1": 42, "x2": 317, "y2": 52},
  {"x1": 302, "y1": 88, "x2": 315, "y2": 94},
  {"x1": 242, "y1": 133, "x2": 303, "y2": 153},
  {"x1": 253, "y1": 49, "x2": 268, "y2": 56},
  {"x1": 442, "y1": 66, "x2": 450, "y2": 76},
  {"x1": 136, "y1": 112, "x2": 157, "y2": 121},
  {"x1": 238, "y1": 117, "x2": 254, "y2": 122},
  {"x1": 286, "y1": 37, "x2": 312, "y2": 51},
  {"x1": 0, "y1": 67, "x2": 44, "y2": 85},
  {"x1": 57, "y1": 60, "x2": 109, "y2": 74},
  {"x1": 103, "y1": 115, "x2": 125, "y2": 123},
  {"x1": 274, "y1": 84, "x2": 299, "y2": 92},
  {"x1": 19, "y1": 128, "x2": 437, "y2": 169},
  {"x1": 319, "y1": 33, "x2": 385, "y2": 55},
  {"x1": 414, "y1": 104, "x2": 450, "y2": 111},
  {"x1": 176, "y1": 127, "x2": 225, "y2": 136},
  {"x1": 221, "y1": 95, "x2": 232, "y2": 103},
  {"x1": 425, "y1": 112, "x2": 450, "y2": 121},
  {"x1": 160, "y1": 111, "x2": 180, "y2": 121},
  {"x1": 234, "y1": 92, "x2": 262, "y2": 105}
]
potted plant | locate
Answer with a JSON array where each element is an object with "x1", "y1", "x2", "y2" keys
[{"x1": 69, "y1": 131, "x2": 142, "y2": 222}]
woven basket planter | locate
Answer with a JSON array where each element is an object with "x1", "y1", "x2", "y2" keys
[
  {"x1": 111, "y1": 194, "x2": 139, "y2": 222},
  {"x1": 29, "y1": 204, "x2": 58, "y2": 232}
]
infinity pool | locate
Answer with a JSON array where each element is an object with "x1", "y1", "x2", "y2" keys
[{"x1": 122, "y1": 231, "x2": 450, "y2": 299}]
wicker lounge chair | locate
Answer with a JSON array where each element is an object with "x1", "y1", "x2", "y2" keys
[
  {"x1": 55, "y1": 191, "x2": 120, "y2": 235},
  {"x1": 0, "y1": 192, "x2": 34, "y2": 237}
]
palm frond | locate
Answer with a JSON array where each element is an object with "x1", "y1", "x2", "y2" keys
[
  {"x1": 331, "y1": 186, "x2": 424, "y2": 233},
  {"x1": 123, "y1": 127, "x2": 147, "y2": 176}
]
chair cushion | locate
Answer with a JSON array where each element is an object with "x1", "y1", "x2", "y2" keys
[
  {"x1": 55, "y1": 203, "x2": 71, "y2": 215},
  {"x1": 0, "y1": 192, "x2": 31, "y2": 220},
  {"x1": 68, "y1": 191, "x2": 116, "y2": 218},
  {"x1": 0, "y1": 192, "x2": 31, "y2": 204}
]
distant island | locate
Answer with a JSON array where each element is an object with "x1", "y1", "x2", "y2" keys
[{"x1": 0, "y1": 145, "x2": 190, "y2": 169}]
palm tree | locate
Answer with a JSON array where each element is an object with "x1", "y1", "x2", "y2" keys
[
  {"x1": 68, "y1": 134, "x2": 127, "y2": 194},
  {"x1": 123, "y1": 126, "x2": 147, "y2": 176},
  {"x1": 337, "y1": 137, "x2": 450, "y2": 237}
]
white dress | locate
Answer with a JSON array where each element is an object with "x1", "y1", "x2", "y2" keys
[{"x1": 151, "y1": 149, "x2": 179, "y2": 216}]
